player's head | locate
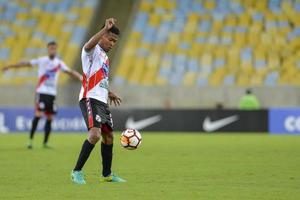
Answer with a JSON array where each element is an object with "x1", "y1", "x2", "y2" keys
[
  {"x1": 99, "y1": 25, "x2": 120, "y2": 52},
  {"x1": 47, "y1": 41, "x2": 57, "y2": 59}
]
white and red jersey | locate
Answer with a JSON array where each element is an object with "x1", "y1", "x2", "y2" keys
[
  {"x1": 30, "y1": 56, "x2": 70, "y2": 96},
  {"x1": 79, "y1": 45, "x2": 110, "y2": 104}
]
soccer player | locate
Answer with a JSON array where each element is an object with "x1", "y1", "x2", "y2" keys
[
  {"x1": 2, "y1": 41, "x2": 82, "y2": 148},
  {"x1": 71, "y1": 18, "x2": 125, "y2": 184}
]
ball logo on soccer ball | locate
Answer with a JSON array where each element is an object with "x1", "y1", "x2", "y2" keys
[{"x1": 120, "y1": 129, "x2": 142, "y2": 150}]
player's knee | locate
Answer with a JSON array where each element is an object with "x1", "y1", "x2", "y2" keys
[
  {"x1": 89, "y1": 133, "x2": 100, "y2": 144},
  {"x1": 46, "y1": 115, "x2": 53, "y2": 121},
  {"x1": 103, "y1": 132, "x2": 114, "y2": 145},
  {"x1": 88, "y1": 128, "x2": 101, "y2": 144},
  {"x1": 35, "y1": 111, "x2": 42, "y2": 118}
]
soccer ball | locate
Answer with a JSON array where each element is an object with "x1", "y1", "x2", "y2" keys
[{"x1": 120, "y1": 129, "x2": 142, "y2": 150}]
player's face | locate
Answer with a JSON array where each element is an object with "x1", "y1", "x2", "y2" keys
[
  {"x1": 99, "y1": 32, "x2": 118, "y2": 52},
  {"x1": 47, "y1": 44, "x2": 57, "y2": 58}
]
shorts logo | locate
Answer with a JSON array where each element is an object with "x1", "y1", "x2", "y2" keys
[
  {"x1": 39, "y1": 102, "x2": 45, "y2": 109},
  {"x1": 95, "y1": 115, "x2": 101, "y2": 122},
  {"x1": 102, "y1": 63, "x2": 109, "y2": 77}
]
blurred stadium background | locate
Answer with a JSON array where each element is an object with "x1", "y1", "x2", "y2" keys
[
  {"x1": 1, "y1": 1, "x2": 300, "y2": 200},
  {"x1": 0, "y1": 0, "x2": 299, "y2": 109}
]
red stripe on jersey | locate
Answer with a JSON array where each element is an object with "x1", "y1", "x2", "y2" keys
[
  {"x1": 85, "y1": 98, "x2": 94, "y2": 128},
  {"x1": 36, "y1": 64, "x2": 61, "y2": 89},
  {"x1": 82, "y1": 69, "x2": 105, "y2": 98}
]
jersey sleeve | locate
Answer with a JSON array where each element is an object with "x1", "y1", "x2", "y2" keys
[
  {"x1": 60, "y1": 61, "x2": 71, "y2": 72},
  {"x1": 83, "y1": 43, "x2": 96, "y2": 57},
  {"x1": 29, "y1": 57, "x2": 40, "y2": 66},
  {"x1": 81, "y1": 46, "x2": 96, "y2": 74},
  {"x1": 82, "y1": 45, "x2": 96, "y2": 63}
]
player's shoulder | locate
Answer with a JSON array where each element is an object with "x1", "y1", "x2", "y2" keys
[
  {"x1": 82, "y1": 44, "x2": 103, "y2": 55},
  {"x1": 54, "y1": 56, "x2": 64, "y2": 63},
  {"x1": 36, "y1": 56, "x2": 48, "y2": 62}
]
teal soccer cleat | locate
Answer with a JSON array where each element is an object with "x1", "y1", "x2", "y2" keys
[
  {"x1": 100, "y1": 173, "x2": 126, "y2": 183},
  {"x1": 71, "y1": 170, "x2": 86, "y2": 185}
]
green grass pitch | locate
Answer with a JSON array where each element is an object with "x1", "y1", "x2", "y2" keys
[{"x1": 0, "y1": 133, "x2": 299, "y2": 200}]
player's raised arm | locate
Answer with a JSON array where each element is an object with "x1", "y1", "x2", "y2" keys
[
  {"x1": 84, "y1": 18, "x2": 116, "y2": 52},
  {"x1": 1, "y1": 61, "x2": 32, "y2": 72},
  {"x1": 60, "y1": 61, "x2": 83, "y2": 81},
  {"x1": 64, "y1": 69, "x2": 83, "y2": 82}
]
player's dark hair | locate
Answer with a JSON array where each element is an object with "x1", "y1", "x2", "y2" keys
[
  {"x1": 101, "y1": 24, "x2": 120, "y2": 35},
  {"x1": 47, "y1": 41, "x2": 57, "y2": 46}
]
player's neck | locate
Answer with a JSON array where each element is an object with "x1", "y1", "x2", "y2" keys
[{"x1": 48, "y1": 55, "x2": 55, "y2": 60}]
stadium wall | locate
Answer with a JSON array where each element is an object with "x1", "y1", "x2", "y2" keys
[
  {"x1": 0, "y1": 85, "x2": 299, "y2": 109},
  {"x1": 110, "y1": 85, "x2": 300, "y2": 109}
]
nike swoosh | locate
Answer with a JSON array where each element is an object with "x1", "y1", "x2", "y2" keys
[
  {"x1": 203, "y1": 115, "x2": 239, "y2": 132},
  {"x1": 125, "y1": 115, "x2": 162, "y2": 130}
]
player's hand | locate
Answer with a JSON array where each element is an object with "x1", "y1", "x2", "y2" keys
[
  {"x1": 108, "y1": 91, "x2": 122, "y2": 106},
  {"x1": 104, "y1": 18, "x2": 116, "y2": 30}
]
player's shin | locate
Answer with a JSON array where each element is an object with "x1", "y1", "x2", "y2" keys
[
  {"x1": 74, "y1": 128, "x2": 100, "y2": 171},
  {"x1": 29, "y1": 116, "x2": 40, "y2": 140},
  {"x1": 101, "y1": 142, "x2": 113, "y2": 177},
  {"x1": 101, "y1": 130, "x2": 114, "y2": 177},
  {"x1": 43, "y1": 119, "x2": 52, "y2": 145},
  {"x1": 74, "y1": 139, "x2": 95, "y2": 171}
]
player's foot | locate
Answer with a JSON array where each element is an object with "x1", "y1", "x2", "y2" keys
[
  {"x1": 43, "y1": 143, "x2": 53, "y2": 149},
  {"x1": 71, "y1": 170, "x2": 86, "y2": 185},
  {"x1": 100, "y1": 173, "x2": 126, "y2": 183},
  {"x1": 27, "y1": 139, "x2": 33, "y2": 149}
]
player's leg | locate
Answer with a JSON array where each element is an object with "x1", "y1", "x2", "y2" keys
[
  {"x1": 43, "y1": 114, "x2": 53, "y2": 148},
  {"x1": 101, "y1": 125, "x2": 114, "y2": 177},
  {"x1": 72, "y1": 127, "x2": 100, "y2": 184},
  {"x1": 28, "y1": 94, "x2": 44, "y2": 149},
  {"x1": 71, "y1": 99, "x2": 101, "y2": 184},
  {"x1": 74, "y1": 127, "x2": 100, "y2": 170},
  {"x1": 29, "y1": 110, "x2": 42, "y2": 140},
  {"x1": 43, "y1": 95, "x2": 56, "y2": 148},
  {"x1": 99, "y1": 107, "x2": 126, "y2": 183}
]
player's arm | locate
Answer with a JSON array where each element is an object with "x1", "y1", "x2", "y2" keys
[
  {"x1": 84, "y1": 18, "x2": 116, "y2": 52},
  {"x1": 1, "y1": 61, "x2": 32, "y2": 72},
  {"x1": 108, "y1": 90, "x2": 122, "y2": 106},
  {"x1": 64, "y1": 69, "x2": 83, "y2": 82}
]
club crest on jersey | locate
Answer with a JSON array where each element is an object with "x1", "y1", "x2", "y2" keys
[
  {"x1": 99, "y1": 78, "x2": 109, "y2": 89},
  {"x1": 102, "y1": 59, "x2": 109, "y2": 77},
  {"x1": 102, "y1": 64, "x2": 109, "y2": 77},
  {"x1": 45, "y1": 70, "x2": 56, "y2": 79}
]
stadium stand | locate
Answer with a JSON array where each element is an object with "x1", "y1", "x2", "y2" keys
[
  {"x1": 114, "y1": 0, "x2": 300, "y2": 86},
  {"x1": 0, "y1": 0, "x2": 98, "y2": 85}
]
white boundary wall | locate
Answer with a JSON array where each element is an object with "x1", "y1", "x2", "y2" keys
[{"x1": 0, "y1": 84, "x2": 299, "y2": 109}]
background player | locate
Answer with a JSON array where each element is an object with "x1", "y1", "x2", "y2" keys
[
  {"x1": 1, "y1": 41, "x2": 82, "y2": 148},
  {"x1": 71, "y1": 18, "x2": 124, "y2": 184}
]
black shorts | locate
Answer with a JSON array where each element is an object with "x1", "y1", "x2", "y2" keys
[
  {"x1": 79, "y1": 98, "x2": 113, "y2": 131},
  {"x1": 35, "y1": 93, "x2": 57, "y2": 115}
]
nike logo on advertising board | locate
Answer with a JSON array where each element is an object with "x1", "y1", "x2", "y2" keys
[
  {"x1": 203, "y1": 115, "x2": 239, "y2": 132},
  {"x1": 125, "y1": 115, "x2": 162, "y2": 130}
]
